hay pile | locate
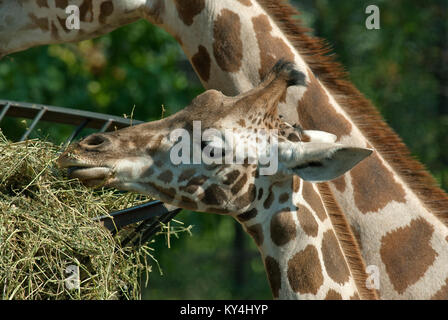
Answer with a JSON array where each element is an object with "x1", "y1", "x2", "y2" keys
[{"x1": 0, "y1": 132, "x2": 160, "y2": 299}]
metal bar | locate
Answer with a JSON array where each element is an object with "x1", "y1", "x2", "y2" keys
[
  {"x1": 20, "y1": 107, "x2": 47, "y2": 141},
  {"x1": 0, "y1": 99, "x2": 143, "y2": 129},
  {"x1": 94, "y1": 200, "x2": 181, "y2": 232},
  {"x1": 135, "y1": 210, "x2": 180, "y2": 246},
  {"x1": 0, "y1": 102, "x2": 11, "y2": 123},
  {"x1": 100, "y1": 119, "x2": 113, "y2": 132},
  {"x1": 64, "y1": 119, "x2": 90, "y2": 146}
]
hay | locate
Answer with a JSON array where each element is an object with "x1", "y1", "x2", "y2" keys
[{"x1": 0, "y1": 131, "x2": 178, "y2": 300}]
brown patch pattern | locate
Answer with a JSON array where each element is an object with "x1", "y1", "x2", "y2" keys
[
  {"x1": 99, "y1": 1, "x2": 114, "y2": 24},
  {"x1": 325, "y1": 289, "x2": 342, "y2": 300},
  {"x1": 236, "y1": 208, "x2": 258, "y2": 222},
  {"x1": 79, "y1": 0, "x2": 94, "y2": 22},
  {"x1": 431, "y1": 278, "x2": 448, "y2": 300},
  {"x1": 296, "y1": 205, "x2": 318, "y2": 237},
  {"x1": 29, "y1": 14, "x2": 49, "y2": 31},
  {"x1": 202, "y1": 184, "x2": 227, "y2": 206},
  {"x1": 231, "y1": 173, "x2": 248, "y2": 195},
  {"x1": 287, "y1": 245, "x2": 324, "y2": 295},
  {"x1": 192, "y1": 45, "x2": 211, "y2": 82},
  {"x1": 247, "y1": 223, "x2": 263, "y2": 246},
  {"x1": 55, "y1": 0, "x2": 68, "y2": 9},
  {"x1": 380, "y1": 218, "x2": 437, "y2": 294},
  {"x1": 298, "y1": 72, "x2": 352, "y2": 139},
  {"x1": 236, "y1": 0, "x2": 252, "y2": 6},
  {"x1": 234, "y1": 183, "x2": 256, "y2": 208},
  {"x1": 37, "y1": 0, "x2": 49, "y2": 8},
  {"x1": 301, "y1": 182, "x2": 327, "y2": 222},
  {"x1": 331, "y1": 175, "x2": 346, "y2": 193},
  {"x1": 350, "y1": 153, "x2": 406, "y2": 214},
  {"x1": 213, "y1": 9, "x2": 243, "y2": 73},
  {"x1": 173, "y1": 0, "x2": 205, "y2": 26},
  {"x1": 157, "y1": 170, "x2": 173, "y2": 183},
  {"x1": 270, "y1": 209, "x2": 296, "y2": 246},
  {"x1": 321, "y1": 230, "x2": 351, "y2": 285},
  {"x1": 265, "y1": 256, "x2": 281, "y2": 298},
  {"x1": 252, "y1": 14, "x2": 295, "y2": 80}
]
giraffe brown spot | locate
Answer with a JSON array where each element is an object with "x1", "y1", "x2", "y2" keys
[
  {"x1": 79, "y1": 0, "x2": 94, "y2": 22},
  {"x1": 55, "y1": 0, "x2": 68, "y2": 9},
  {"x1": 234, "y1": 183, "x2": 256, "y2": 208},
  {"x1": 263, "y1": 187, "x2": 275, "y2": 209},
  {"x1": 192, "y1": 45, "x2": 211, "y2": 82},
  {"x1": 57, "y1": 16, "x2": 69, "y2": 33},
  {"x1": 173, "y1": 0, "x2": 205, "y2": 26},
  {"x1": 302, "y1": 182, "x2": 327, "y2": 222},
  {"x1": 257, "y1": 187, "x2": 263, "y2": 200},
  {"x1": 350, "y1": 153, "x2": 406, "y2": 214},
  {"x1": 331, "y1": 175, "x2": 346, "y2": 193},
  {"x1": 287, "y1": 245, "x2": 324, "y2": 295},
  {"x1": 29, "y1": 14, "x2": 49, "y2": 31},
  {"x1": 236, "y1": 208, "x2": 258, "y2": 222},
  {"x1": 157, "y1": 170, "x2": 173, "y2": 183},
  {"x1": 322, "y1": 230, "x2": 351, "y2": 285},
  {"x1": 380, "y1": 218, "x2": 437, "y2": 294},
  {"x1": 37, "y1": 0, "x2": 49, "y2": 8},
  {"x1": 223, "y1": 170, "x2": 240, "y2": 185},
  {"x1": 99, "y1": 1, "x2": 114, "y2": 24},
  {"x1": 186, "y1": 175, "x2": 207, "y2": 187},
  {"x1": 213, "y1": 9, "x2": 243, "y2": 73},
  {"x1": 236, "y1": 0, "x2": 252, "y2": 6},
  {"x1": 231, "y1": 173, "x2": 247, "y2": 195},
  {"x1": 148, "y1": 182, "x2": 176, "y2": 199},
  {"x1": 178, "y1": 169, "x2": 196, "y2": 183},
  {"x1": 265, "y1": 256, "x2": 281, "y2": 298},
  {"x1": 325, "y1": 289, "x2": 342, "y2": 300},
  {"x1": 270, "y1": 209, "x2": 296, "y2": 246},
  {"x1": 203, "y1": 184, "x2": 227, "y2": 206},
  {"x1": 431, "y1": 278, "x2": 448, "y2": 300},
  {"x1": 237, "y1": 119, "x2": 246, "y2": 127},
  {"x1": 297, "y1": 72, "x2": 352, "y2": 139},
  {"x1": 293, "y1": 177, "x2": 300, "y2": 193},
  {"x1": 287, "y1": 133, "x2": 300, "y2": 142},
  {"x1": 179, "y1": 184, "x2": 198, "y2": 194},
  {"x1": 50, "y1": 22, "x2": 59, "y2": 40},
  {"x1": 247, "y1": 223, "x2": 263, "y2": 246},
  {"x1": 278, "y1": 193, "x2": 289, "y2": 204},
  {"x1": 350, "y1": 293, "x2": 360, "y2": 300},
  {"x1": 252, "y1": 14, "x2": 295, "y2": 80},
  {"x1": 296, "y1": 205, "x2": 318, "y2": 237},
  {"x1": 181, "y1": 196, "x2": 198, "y2": 210}
]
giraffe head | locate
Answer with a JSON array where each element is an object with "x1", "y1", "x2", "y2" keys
[{"x1": 58, "y1": 61, "x2": 372, "y2": 214}]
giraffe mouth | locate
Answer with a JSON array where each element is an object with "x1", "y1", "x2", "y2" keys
[{"x1": 62, "y1": 164, "x2": 112, "y2": 187}]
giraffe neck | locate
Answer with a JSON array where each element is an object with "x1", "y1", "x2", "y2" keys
[
  {"x1": 4, "y1": 0, "x2": 448, "y2": 299},
  {"x1": 152, "y1": 0, "x2": 448, "y2": 299},
  {"x1": 235, "y1": 176, "x2": 375, "y2": 299},
  {"x1": 0, "y1": 0, "x2": 144, "y2": 58}
]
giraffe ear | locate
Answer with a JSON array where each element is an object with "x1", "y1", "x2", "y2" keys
[{"x1": 278, "y1": 142, "x2": 373, "y2": 182}]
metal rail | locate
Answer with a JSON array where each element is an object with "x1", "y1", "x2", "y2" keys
[{"x1": 0, "y1": 99, "x2": 180, "y2": 244}]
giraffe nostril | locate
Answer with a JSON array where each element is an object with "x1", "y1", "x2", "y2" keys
[{"x1": 79, "y1": 134, "x2": 110, "y2": 150}]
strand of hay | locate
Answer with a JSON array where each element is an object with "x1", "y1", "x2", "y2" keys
[{"x1": 0, "y1": 131, "x2": 185, "y2": 300}]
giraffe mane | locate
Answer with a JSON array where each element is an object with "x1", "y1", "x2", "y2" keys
[
  {"x1": 317, "y1": 182, "x2": 379, "y2": 300},
  {"x1": 258, "y1": 0, "x2": 448, "y2": 226}
]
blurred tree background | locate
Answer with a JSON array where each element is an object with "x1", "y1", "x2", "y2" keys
[{"x1": 0, "y1": 0, "x2": 446, "y2": 299}]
